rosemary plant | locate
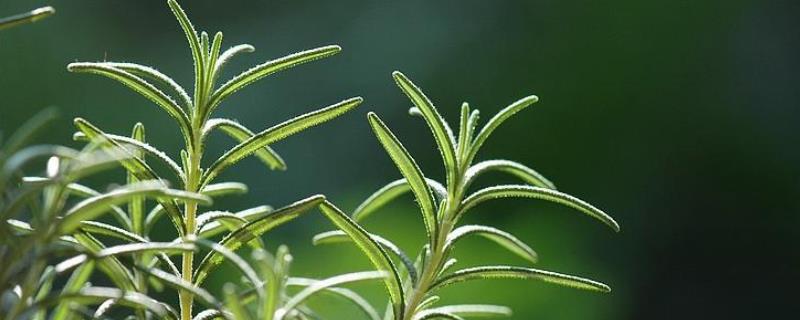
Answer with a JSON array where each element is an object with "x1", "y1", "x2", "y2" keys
[
  {"x1": 315, "y1": 71, "x2": 620, "y2": 320},
  {"x1": 0, "y1": 110, "x2": 209, "y2": 319},
  {"x1": 65, "y1": 0, "x2": 375, "y2": 319},
  {"x1": 1, "y1": 1, "x2": 620, "y2": 318}
]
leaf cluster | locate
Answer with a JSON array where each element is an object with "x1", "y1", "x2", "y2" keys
[
  {"x1": 314, "y1": 72, "x2": 619, "y2": 320},
  {"x1": 0, "y1": 1, "x2": 619, "y2": 319}
]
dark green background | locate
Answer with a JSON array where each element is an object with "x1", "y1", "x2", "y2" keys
[{"x1": 1, "y1": 0, "x2": 798, "y2": 319}]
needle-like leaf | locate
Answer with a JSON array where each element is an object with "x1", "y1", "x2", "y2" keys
[
  {"x1": 74, "y1": 118, "x2": 188, "y2": 235},
  {"x1": 367, "y1": 112, "x2": 438, "y2": 244},
  {"x1": 0, "y1": 108, "x2": 57, "y2": 159},
  {"x1": 432, "y1": 266, "x2": 611, "y2": 293},
  {"x1": 459, "y1": 184, "x2": 619, "y2": 232},
  {"x1": 464, "y1": 159, "x2": 555, "y2": 190},
  {"x1": 99, "y1": 62, "x2": 193, "y2": 109},
  {"x1": 197, "y1": 205, "x2": 272, "y2": 238},
  {"x1": 67, "y1": 63, "x2": 192, "y2": 138},
  {"x1": 413, "y1": 311, "x2": 465, "y2": 320},
  {"x1": 51, "y1": 260, "x2": 95, "y2": 320},
  {"x1": 313, "y1": 230, "x2": 418, "y2": 286},
  {"x1": 317, "y1": 201, "x2": 405, "y2": 319},
  {"x1": 73, "y1": 131, "x2": 185, "y2": 182},
  {"x1": 393, "y1": 71, "x2": 458, "y2": 185},
  {"x1": 224, "y1": 284, "x2": 252, "y2": 320},
  {"x1": 193, "y1": 195, "x2": 324, "y2": 286},
  {"x1": 199, "y1": 181, "x2": 248, "y2": 197},
  {"x1": 352, "y1": 178, "x2": 446, "y2": 222},
  {"x1": 466, "y1": 95, "x2": 538, "y2": 165},
  {"x1": 209, "y1": 45, "x2": 342, "y2": 112},
  {"x1": 61, "y1": 181, "x2": 211, "y2": 234},
  {"x1": 286, "y1": 278, "x2": 382, "y2": 320},
  {"x1": 135, "y1": 265, "x2": 220, "y2": 309},
  {"x1": 276, "y1": 271, "x2": 387, "y2": 320},
  {"x1": 214, "y1": 44, "x2": 255, "y2": 75},
  {"x1": 52, "y1": 287, "x2": 174, "y2": 319},
  {"x1": 203, "y1": 118, "x2": 286, "y2": 171},
  {"x1": 445, "y1": 225, "x2": 538, "y2": 264},
  {"x1": 194, "y1": 238, "x2": 264, "y2": 308},
  {"x1": 423, "y1": 304, "x2": 512, "y2": 318},
  {"x1": 167, "y1": 0, "x2": 204, "y2": 110},
  {"x1": 202, "y1": 97, "x2": 361, "y2": 185},
  {"x1": 0, "y1": 6, "x2": 54, "y2": 31}
]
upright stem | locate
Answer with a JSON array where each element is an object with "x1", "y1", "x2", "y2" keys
[
  {"x1": 402, "y1": 166, "x2": 467, "y2": 320},
  {"x1": 402, "y1": 226, "x2": 449, "y2": 320},
  {"x1": 180, "y1": 131, "x2": 203, "y2": 320}
]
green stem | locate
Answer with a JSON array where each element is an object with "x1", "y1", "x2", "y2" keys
[{"x1": 180, "y1": 132, "x2": 203, "y2": 320}]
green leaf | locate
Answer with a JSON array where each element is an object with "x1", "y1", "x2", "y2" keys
[
  {"x1": 73, "y1": 131, "x2": 186, "y2": 182},
  {"x1": 423, "y1": 305, "x2": 511, "y2": 318},
  {"x1": 69, "y1": 232, "x2": 138, "y2": 292},
  {"x1": 197, "y1": 205, "x2": 272, "y2": 239},
  {"x1": 193, "y1": 195, "x2": 324, "y2": 286},
  {"x1": 431, "y1": 266, "x2": 611, "y2": 293},
  {"x1": 466, "y1": 95, "x2": 538, "y2": 165},
  {"x1": 167, "y1": 0, "x2": 204, "y2": 110},
  {"x1": 314, "y1": 230, "x2": 418, "y2": 286},
  {"x1": 97, "y1": 242, "x2": 196, "y2": 259},
  {"x1": 464, "y1": 109, "x2": 480, "y2": 151},
  {"x1": 0, "y1": 6, "x2": 54, "y2": 31},
  {"x1": 135, "y1": 265, "x2": 220, "y2": 309},
  {"x1": 249, "y1": 249, "x2": 280, "y2": 320},
  {"x1": 286, "y1": 277, "x2": 382, "y2": 320},
  {"x1": 209, "y1": 45, "x2": 342, "y2": 111},
  {"x1": 416, "y1": 295, "x2": 440, "y2": 313},
  {"x1": 193, "y1": 309, "x2": 224, "y2": 320},
  {"x1": 74, "y1": 117, "x2": 187, "y2": 235},
  {"x1": 367, "y1": 112, "x2": 438, "y2": 244},
  {"x1": 67, "y1": 63, "x2": 192, "y2": 138},
  {"x1": 99, "y1": 62, "x2": 192, "y2": 109},
  {"x1": 22, "y1": 178, "x2": 133, "y2": 229},
  {"x1": 456, "y1": 102, "x2": 470, "y2": 161},
  {"x1": 76, "y1": 221, "x2": 182, "y2": 276},
  {"x1": 195, "y1": 211, "x2": 248, "y2": 234},
  {"x1": 206, "y1": 32, "x2": 224, "y2": 90},
  {"x1": 61, "y1": 181, "x2": 211, "y2": 234},
  {"x1": 51, "y1": 260, "x2": 95, "y2": 320},
  {"x1": 459, "y1": 185, "x2": 619, "y2": 232},
  {"x1": 55, "y1": 242, "x2": 194, "y2": 274},
  {"x1": 129, "y1": 122, "x2": 146, "y2": 236},
  {"x1": 464, "y1": 159, "x2": 555, "y2": 190},
  {"x1": 203, "y1": 118, "x2": 286, "y2": 170},
  {"x1": 317, "y1": 201, "x2": 405, "y2": 319},
  {"x1": 202, "y1": 97, "x2": 361, "y2": 186},
  {"x1": 199, "y1": 181, "x2": 248, "y2": 197},
  {"x1": 92, "y1": 299, "x2": 117, "y2": 318},
  {"x1": 414, "y1": 311, "x2": 465, "y2": 320},
  {"x1": 276, "y1": 271, "x2": 387, "y2": 320},
  {"x1": 79, "y1": 220, "x2": 143, "y2": 243},
  {"x1": 194, "y1": 238, "x2": 264, "y2": 308},
  {"x1": 53, "y1": 287, "x2": 174, "y2": 319},
  {"x1": 0, "y1": 107, "x2": 57, "y2": 158},
  {"x1": 214, "y1": 44, "x2": 255, "y2": 75},
  {"x1": 445, "y1": 225, "x2": 538, "y2": 264},
  {"x1": 223, "y1": 284, "x2": 252, "y2": 320},
  {"x1": 392, "y1": 71, "x2": 458, "y2": 186},
  {"x1": 352, "y1": 178, "x2": 446, "y2": 222},
  {"x1": 2, "y1": 145, "x2": 78, "y2": 182}
]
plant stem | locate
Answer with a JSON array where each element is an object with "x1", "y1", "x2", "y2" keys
[
  {"x1": 403, "y1": 167, "x2": 466, "y2": 320},
  {"x1": 180, "y1": 132, "x2": 203, "y2": 320}
]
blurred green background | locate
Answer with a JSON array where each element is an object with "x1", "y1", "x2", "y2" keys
[{"x1": 2, "y1": 0, "x2": 798, "y2": 319}]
